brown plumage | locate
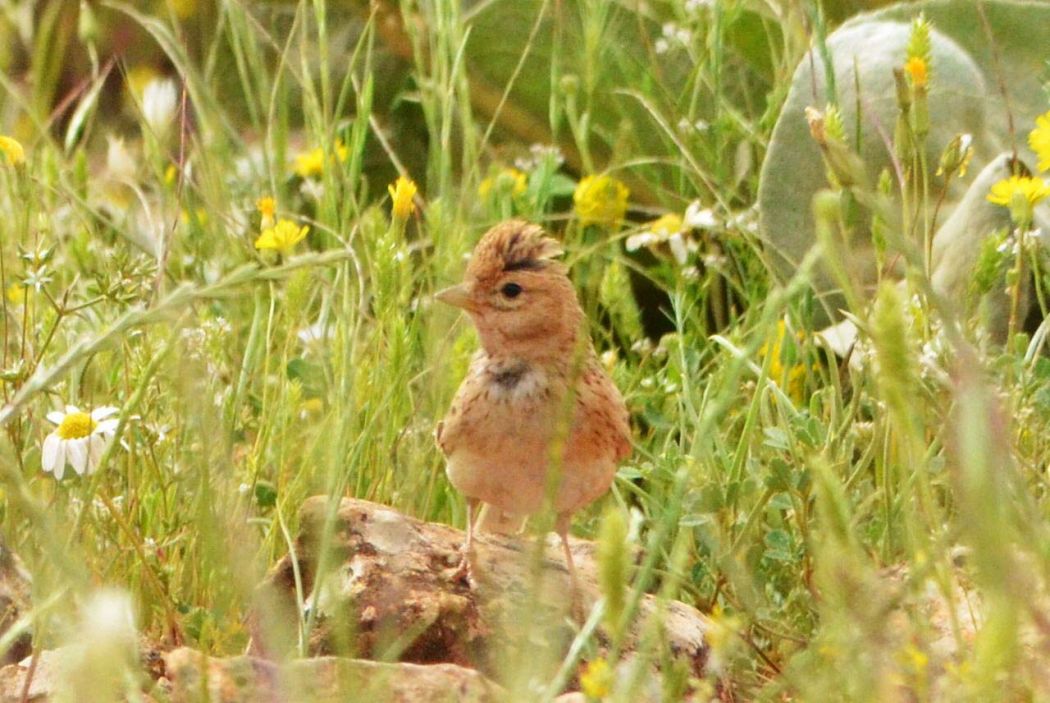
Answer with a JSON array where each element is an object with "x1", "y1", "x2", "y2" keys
[{"x1": 434, "y1": 220, "x2": 631, "y2": 586}]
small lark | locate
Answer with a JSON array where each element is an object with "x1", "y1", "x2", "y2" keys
[{"x1": 435, "y1": 220, "x2": 631, "y2": 586}]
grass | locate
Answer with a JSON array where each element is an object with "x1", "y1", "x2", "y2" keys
[{"x1": 1, "y1": 0, "x2": 1049, "y2": 700}]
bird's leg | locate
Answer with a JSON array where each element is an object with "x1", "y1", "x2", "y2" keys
[
  {"x1": 556, "y1": 512, "x2": 580, "y2": 602},
  {"x1": 465, "y1": 497, "x2": 478, "y2": 554},
  {"x1": 453, "y1": 498, "x2": 480, "y2": 585}
]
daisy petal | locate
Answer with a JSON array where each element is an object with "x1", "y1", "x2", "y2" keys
[
  {"x1": 95, "y1": 419, "x2": 119, "y2": 434},
  {"x1": 42, "y1": 434, "x2": 59, "y2": 473},
  {"x1": 66, "y1": 405, "x2": 80, "y2": 414},
  {"x1": 68, "y1": 439, "x2": 88, "y2": 476},
  {"x1": 46, "y1": 411, "x2": 66, "y2": 425},
  {"x1": 52, "y1": 442, "x2": 67, "y2": 480},
  {"x1": 88, "y1": 435, "x2": 105, "y2": 473},
  {"x1": 91, "y1": 407, "x2": 119, "y2": 421}
]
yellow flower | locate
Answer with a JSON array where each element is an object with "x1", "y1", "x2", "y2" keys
[
  {"x1": 388, "y1": 175, "x2": 418, "y2": 221},
  {"x1": 904, "y1": 56, "x2": 928, "y2": 88},
  {"x1": 257, "y1": 196, "x2": 276, "y2": 229},
  {"x1": 6, "y1": 283, "x2": 25, "y2": 305},
  {"x1": 478, "y1": 168, "x2": 528, "y2": 199},
  {"x1": 180, "y1": 208, "x2": 208, "y2": 226},
  {"x1": 169, "y1": 0, "x2": 198, "y2": 19},
  {"x1": 293, "y1": 141, "x2": 349, "y2": 178},
  {"x1": 1028, "y1": 111, "x2": 1050, "y2": 173},
  {"x1": 0, "y1": 135, "x2": 25, "y2": 166},
  {"x1": 759, "y1": 320, "x2": 806, "y2": 403},
  {"x1": 573, "y1": 174, "x2": 629, "y2": 228},
  {"x1": 254, "y1": 219, "x2": 309, "y2": 257},
  {"x1": 987, "y1": 174, "x2": 1050, "y2": 214},
  {"x1": 579, "y1": 658, "x2": 612, "y2": 700}
]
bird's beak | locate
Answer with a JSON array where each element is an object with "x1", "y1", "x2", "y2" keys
[{"x1": 435, "y1": 283, "x2": 473, "y2": 310}]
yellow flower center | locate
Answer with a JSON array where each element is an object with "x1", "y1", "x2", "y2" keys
[
  {"x1": 57, "y1": 412, "x2": 96, "y2": 440},
  {"x1": 649, "y1": 213, "x2": 684, "y2": 237}
]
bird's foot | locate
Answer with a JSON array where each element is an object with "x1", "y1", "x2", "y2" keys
[{"x1": 449, "y1": 545, "x2": 477, "y2": 588}]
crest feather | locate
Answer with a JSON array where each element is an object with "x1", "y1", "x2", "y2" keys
[{"x1": 467, "y1": 220, "x2": 565, "y2": 280}]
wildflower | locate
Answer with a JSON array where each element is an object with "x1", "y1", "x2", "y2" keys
[
  {"x1": 293, "y1": 141, "x2": 349, "y2": 178},
  {"x1": 257, "y1": 196, "x2": 276, "y2": 229},
  {"x1": 759, "y1": 320, "x2": 806, "y2": 403},
  {"x1": 106, "y1": 136, "x2": 137, "y2": 181},
  {"x1": 1028, "y1": 111, "x2": 1050, "y2": 173},
  {"x1": 684, "y1": 201, "x2": 717, "y2": 229},
  {"x1": 515, "y1": 143, "x2": 565, "y2": 171},
  {"x1": 903, "y1": 56, "x2": 928, "y2": 88},
  {"x1": 625, "y1": 213, "x2": 697, "y2": 265},
  {"x1": 703, "y1": 605, "x2": 743, "y2": 674},
  {"x1": 255, "y1": 219, "x2": 309, "y2": 257},
  {"x1": 5, "y1": 283, "x2": 25, "y2": 305},
  {"x1": 478, "y1": 168, "x2": 527, "y2": 199},
  {"x1": 580, "y1": 658, "x2": 613, "y2": 700},
  {"x1": 987, "y1": 174, "x2": 1050, "y2": 225},
  {"x1": 169, "y1": 0, "x2": 198, "y2": 18},
  {"x1": 300, "y1": 397, "x2": 325, "y2": 419},
  {"x1": 0, "y1": 135, "x2": 24, "y2": 166},
  {"x1": 936, "y1": 133, "x2": 973, "y2": 178},
  {"x1": 388, "y1": 175, "x2": 418, "y2": 221},
  {"x1": 655, "y1": 22, "x2": 692, "y2": 55},
  {"x1": 42, "y1": 405, "x2": 119, "y2": 480},
  {"x1": 904, "y1": 14, "x2": 931, "y2": 88},
  {"x1": 141, "y1": 78, "x2": 177, "y2": 136},
  {"x1": 676, "y1": 118, "x2": 710, "y2": 134},
  {"x1": 574, "y1": 174, "x2": 629, "y2": 227},
  {"x1": 297, "y1": 320, "x2": 332, "y2": 347},
  {"x1": 125, "y1": 65, "x2": 161, "y2": 103}
]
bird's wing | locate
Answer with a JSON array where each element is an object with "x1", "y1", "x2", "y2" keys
[
  {"x1": 435, "y1": 351, "x2": 487, "y2": 457},
  {"x1": 576, "y1": 362, "x2": 632, "y2": 462}
]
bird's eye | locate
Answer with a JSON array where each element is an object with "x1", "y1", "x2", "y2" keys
[{"x1": 501, "y1": 282, "x2": 523, "y2": 298}]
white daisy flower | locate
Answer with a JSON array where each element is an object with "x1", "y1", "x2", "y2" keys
[
  {"x1": 626, "y1": 213, "x2": 698, "y2": 265},
  {"x1": 684, "y1": 201, "x2": 718, "y2": 229},
  {"x1": 42, "y1": 405, "x2": 119, "y2": 480},
  {"x1": 297, "y1": 320, "x2": 333, "y2": 347},
  {"x1": 142, "y1": 78, "x2": 177, "y2": 137}
]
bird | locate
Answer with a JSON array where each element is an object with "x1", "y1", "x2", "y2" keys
[{"x1": 434, "y1": 219, "x2": 631, "y2": 589}]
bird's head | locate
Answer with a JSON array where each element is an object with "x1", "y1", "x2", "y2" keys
[{"x1": 436, "y1": 220, "x2": 584, "y2": 362}]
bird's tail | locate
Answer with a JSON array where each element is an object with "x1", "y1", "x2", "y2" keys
[{"x1": 475, "y1": 504, "x2": 527, "y2": 534}]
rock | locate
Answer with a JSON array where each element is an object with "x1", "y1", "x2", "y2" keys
[
  {"x1": 0, "y1": 649, "x2": 61, "y2": 703},
  {"x1": 163, "y1": 647, "x2": 503, "y2": 703},
  {"x1": 0, "y1": 644, "x2": 165, "y2": 703},
  {"x1": 254, "y1": 497, "x2": 710, "y2": 692}
]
